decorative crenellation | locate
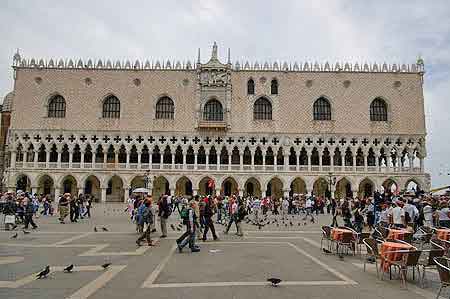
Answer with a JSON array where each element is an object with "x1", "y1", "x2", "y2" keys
[{"x1": 12, "y1": 50, "x2": 425, "y2": 74}]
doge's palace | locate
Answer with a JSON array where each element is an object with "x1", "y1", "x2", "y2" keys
[{"x1": 1, "y1": 43, "x2": 430, "y2": 202}]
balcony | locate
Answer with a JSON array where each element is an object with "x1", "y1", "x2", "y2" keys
[
  {"x1": 197, "y1": 120, "x2": 227, "y2": 130},
  {"x1": 10, "y1": 160, "x2": 425, "y2": 175}
]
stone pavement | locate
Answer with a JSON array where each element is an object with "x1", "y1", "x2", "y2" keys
[{"x1": 0, "y1": 204, "x2": 445, "y2": 298}]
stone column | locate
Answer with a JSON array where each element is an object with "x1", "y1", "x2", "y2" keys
[
  {"x1": 114, "y1": 152, "x2": 119, "y2": 168},
  {"x1": 331, "y1": 153, "x2": 335, "y2": 172},
  {"x1": 92, "y1": 152, "x2": 96, "y2": 168},
  {"x1": 46, "y1": 151, "x2": 50, "y2": 168},
  {"x1": 80, "y1": 151, "x2": 85, "y2": 168},
  {"x1": 124, "y1": 186, "x2": 130, "y2": 203},
  {"x1": 205, "y1": 154, "x2": 209, "y2": 168},
  {"x1": 126, "y1": 150, "x2": 130, "y2": 169},
  {"x1": 352, "y1": 154, "x2": 356, "y2": 172},
  {"x1": 238, "y1": 188, "x2": 244, "y2": 197},
  {"x1": 408, "y1": 154, "x2": 414, "y2": 172},
  {"x1": 283, "y1": 154, "x2": 288, "y2": 171},
  {"x1": 193, "y1": 189, "x2": 199, "y2": 196},
  {"x1": 283, "y1": 188, "x2": 290, "y2": 198},
  {"x1": 307, "y1": 153, "x2": 312, "y2": 172},
  {"x1": 251, "y1": 150, "x2": 255, "y2": 170},
  {"x1": 262, "y1": 152, "x2": 266, "y2": 167},
  {"x1": 78, "y1": 187, "x2": 84, "y2": 195},
  {"x1": 375, "y1": 154, "x2": 380, "y2": 172},
  {"x1": 54, "y1": 187, "x2": 61, "y2": 201},
  {"x1": 10, "y1": 151, "x2": 16, "y2": 169},
  {"x1": 419, "y1": 158, "x2": 424, "y2": 173},
  {"x1": 319, "y1": 152, "x2": 323, "y2": 172},
  {"x1": 261, "y1": 189, "x2": 267, "y2": 198},
  {"x1": 296, "y1": 153, "x2": 300, "y2": 171},
  {"x1": 171, "y1": 153, "x2": 175, "y2": 169},
  {"x1": 138, "y1": 151, "x2": 142, "y2": 169},
  {"x1": 57, "y1": 150, "x2": 62, "y2": 168},
  {"x1": 215, "y1": 188, "x2": 221, "y2": 196},
  {"x1": 363, "y1": 153, "x2": 368, "y2": 172},
  {"x1": 170, "y1": 188, "x2": 176, "y2": 196},
  {"x1": 194, "y1": 153, "x2": 198, "y2": 170},
  {"x1": 101, "y1": 188, "x2": 107, "y2": 203},
  {"x1": 23, "y1": 151, "x2": 28, "y2": 164},
  {"x1": 228, "y1": 155, "x2": 231, "y2": 170},
  {"x1": 103, "y1": 152, "x2": 107, "y2": 166},
  {"x1": 217, "y1": 153, "x2": 221, "y2": 170},
  {"x1": 239, "y1": 153, "x2": 244, "y2": 170},
  {"x1": 33, "y1": 150, "x2": 38, "y2": 168},
  {"x1": 68, "y1": 150, "x2": 74, "y2": 169},
  {"x1": 183, "y1": 153, "x2": 186, "y2": 169}
]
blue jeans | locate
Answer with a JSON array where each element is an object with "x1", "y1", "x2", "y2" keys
[{"x1": 179, "y1": 224, "x2": 196, "y2": 249}]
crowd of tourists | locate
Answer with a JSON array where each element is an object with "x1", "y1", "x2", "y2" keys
[{"x1": 0, "y1": 191, "x2": 94, "y2": 230}]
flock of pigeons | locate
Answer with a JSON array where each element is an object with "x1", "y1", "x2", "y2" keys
[
  {"x1": 244, "y1": 214, "x2": 315, "y2": 230},
  {"x1": 36, "y1": 263, "x2": 112, "y2": 279}
]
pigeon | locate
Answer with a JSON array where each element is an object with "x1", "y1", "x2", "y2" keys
[
  {"x1": 176, "y1": 227, "x2": 181, "y2": 231},
  {"x1": 123, "y1": 207, "x2": 128, "y2": 212},
  {"x1": 36, "y1": 266, "x2": 50, "y2": 279},
  {"x1": 23, "y1": 230, "x2": 30, "y2": 234},
  {"x1": 11, "y1": 233, "x2": 18, "y2": 239},
  {"x1": 267, "y1": 277, "x2": 282, "y2": 286},
  {"x1": 338, "y1": 254, "x2": 344, "y2": 260},
  {"x1": 298, "y1": 223, "x2": 301, "y2": 226},
  {"x1": 322, "y1": 248, "x2": 332, "y2": 254},
  {"x1": 171, "y1": 224, "x2": 176, "y2": 231},
  {"x1": 285, "y1": 224, "x2": 288, "y2": 227},
  {"x1": 101, "y1": 263, "x2": 111, "y2": 269},
  {"x1": 94, "y1": 227, "x2": 98, "y2": 232},
  {"x1": 289, "y1": 221, "x2": 293, "y2": 226},
  {"x1": 64, "y1": 264, "x2": 74, "y2": 273},
  {"x1": 102, "y1": 227, "x2": 109, "y2": 231}
]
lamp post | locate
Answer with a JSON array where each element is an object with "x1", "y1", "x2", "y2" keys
[{"x1": 327, "y1": 172, "x2": 336, "y2": 200}]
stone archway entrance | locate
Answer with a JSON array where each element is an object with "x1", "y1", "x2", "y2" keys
[
  {"x1": 176, "y1": 176, "x2": 193, "y2": 197},
  {"x1": 358, "y1": 178, "x2": 374, "y2": 198},
  {"x1": 16, "y1": 174, "x2": 31, "y2": 192},
  {"x1": 84, "y1": 175, "x2": 101, "y2": 202},
  {"x1": 61, "y1": 175, "x2": 78, "y2": 196},
  {"x1": 106, "y1": 175, "x2": 124, "y2": 202},
  {"x1": 335, "y1": 178, "x2": 352, "y2": 199},
  {"x1": 37, "y1": 175, "x2": 54, "y2": 197},
  {"x1": 153, "y1": 176, "x2": 170, "y2": 199},
  {"x1": 244, "y1": 177, "x2": 262, "y2": 198},
  {"x1": 199, "y1": 177, "x2": 215, "y2": 196},
  {"x1": 266, "y1": 177, "x2": 283, "y2": 199},
  {"x1": 290, "y1": 177, "x2": 307, "y2": 197},
  {"x1": 222, "y1": 177, "x2": 238, "y2": 196},
  {"x1": 382, "y1": 178, "x2": 398, "y2": 195},
  {"x1": 313, "y1": 178, "x2": 328, "y2": 197}
]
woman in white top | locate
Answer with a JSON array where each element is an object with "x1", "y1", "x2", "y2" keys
[{"x1": 436, "y1": 202, "x2": 450, "y2": 228}]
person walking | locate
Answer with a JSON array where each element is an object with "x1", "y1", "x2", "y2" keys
[
  {"x1": 58, "y1": 193, "x2": 70, "y2": 224},
  {"x1": 158, "y1": 195, "x2": 170, "y2": 238},
  {"x1": 177, "y1": 200, "x2": 200, "y2": 253},
  {"x1": 224, "y1": 197, "x2": 238, "y2": 234},
  {"x1": 83, "y1": 196, "x2": 92, "y2": 218},
  {"x1": 136, "y1": 199, "x2": 156, "y2": 246},
  {"x1": 3, "y1": 195, "x2": 17, "y2": 230},
  {"x1": 236, "y1": 198, "x2": 247, "y2": 237},
  {"x1": 202, "y1": 196, "x2": 218, "y2": 241},
  {"x1": 69, "y1": 195, "x2": 78, "y2": 223},
  {"x1": 23, "y1": 197, "x2": 38, "y2": 229}
]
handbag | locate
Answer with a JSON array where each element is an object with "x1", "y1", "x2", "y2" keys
[{"x1": 4, "y1": 215, "x2": 15, "y2": 224}]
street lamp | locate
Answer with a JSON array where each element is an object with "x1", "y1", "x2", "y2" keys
[{"x1": 327, "y1": 172, "x2": 336, "y2": 200}]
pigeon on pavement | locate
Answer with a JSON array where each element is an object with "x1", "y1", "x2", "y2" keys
[
  {"x1": 36, "y1": 266, "x2": 50, "y2": 279},
  {"x1": 102, "y1": 227, "x2": 109, "y2": 231},
  {"x1": 101, "y1": 263, "x2": 111, "y2": 269},
  {"x1": 267, "y1": 277, "x2": 282, "y2": 287},
  {"x1": 64, "y1": 264, "x2": 74, "y2": 273},
  {"x1": 11, "y1": 233, "x2": 18, "y2": 239}
]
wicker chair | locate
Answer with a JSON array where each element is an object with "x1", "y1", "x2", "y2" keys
[
  {"x1": 434, "y1": 257, "x2": 450, "y2": 299},
  {"x1": 356, "y1": 232, "x2": 371, "y2": 255},
  {"x1": 363, "y1": 238, "x2": 380, "y2": 278},
  {"x1": 336, "y1": 231, "x2": 354, "y2": 256},
  {"x1": 387, "y1": 250, "x2": 422, "y2": 287},
  {"x1": 419, "y1": 240, "x2": 445, "y2": 287},
  {"x1": 321, "y1": 225, "x2": 333, "y2": 251}
]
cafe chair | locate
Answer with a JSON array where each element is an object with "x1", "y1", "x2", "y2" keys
[
  {"x1": 419, "y1": 240, "x2": 445, "y2": 287},
  {"x1": 388, "y1": 250, "x2": 422, "y2": 287},
  {"x1": 434, "y1": 257, "x2": 450, "y2": 299},
  {"x1": 363, "y1": 238, "x2": 380, "y2": 278},
  {"x1": 321, "y1": 225, "x2": 333, "y2": 251}
]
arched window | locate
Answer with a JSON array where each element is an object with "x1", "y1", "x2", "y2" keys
[
  {"x1": 370, "y1": 98, "x2": 388, "y2": 121},
  {"x1": 247, "y1": 79, "x2": 255, "y2": 95},
  {"x1": 254, "y1": 97, "x2": 272, "y2": 120},
  {"x1": 102, "y1": 95, "x2": 120, "y2": 118},
  {"x1": 271, "y1": 79, "x2": 278, "y2": 95},
  {"x1": 203, "y1": 99, "x2": 223, "y2": 121},
  {"x1": 313, "y1": 97, "x2": 331, "y2": 120},
  {"x1": 155, "y1": 96, "x2": 174, "y2": 119},
  {"x1": 48, "y1": 95, "x2": 66, "y2": 118}
]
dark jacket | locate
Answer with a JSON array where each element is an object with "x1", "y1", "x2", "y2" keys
[
  {"x1": 3, "y1": 200, "x2": 17, "y2": 215},
  {"x1": 158, "y1": 197, "x2": 170, "y2": 218}
]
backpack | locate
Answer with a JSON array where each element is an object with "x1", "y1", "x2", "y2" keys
[
  {"x1": 142, "y1": 207, "x2": 153, "y2": 224},
  {"x1": 180, "y1": 207, "x2": 189, "y2": 220}
]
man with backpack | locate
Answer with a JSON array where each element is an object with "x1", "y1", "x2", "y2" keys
[
  {"x1": 136, "y1": 199, "x2": 156, "y2": 246},
  {"x1": 158, "y1": 195, "x2": 171, "y2": 238},
  {"x1": 176, "y1": 200, "x2": 200, "y2": 253}
]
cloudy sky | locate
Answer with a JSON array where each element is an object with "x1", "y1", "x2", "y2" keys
[{"x1": 0, "y1": 0, "x2": 449, "y2": 188}]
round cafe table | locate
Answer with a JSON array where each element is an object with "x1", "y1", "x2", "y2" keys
[
  {"x1": 387, "y1": 228, "x2": 408, "y2": 240},
  {"x1": 380, "y1": 241, "x2": 414, "y2": 272},
  {"x1": 436, "y1": 228, "x2": 450, "y2": 241},
  {"x1": 331, "y1": 228, "x2": 354, "y2": 241}
]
